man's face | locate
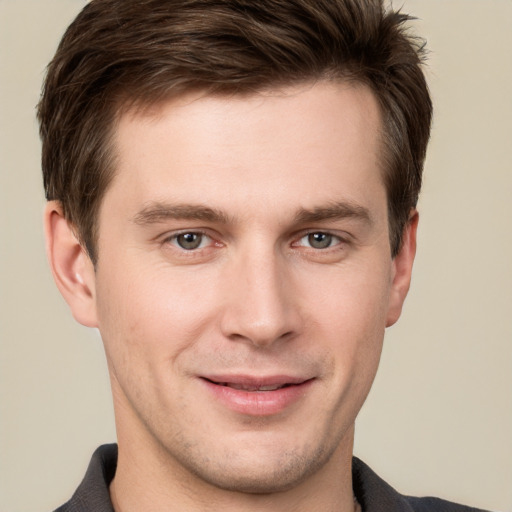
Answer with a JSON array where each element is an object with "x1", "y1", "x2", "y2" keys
[{"x1": 83, "y1": 82, "x2": 414, "y2": 492}]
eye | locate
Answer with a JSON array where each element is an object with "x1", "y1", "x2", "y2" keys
[
  {"x1": 299, "y1": 232, "x2": 340, "y2": 249},
  {"x1": 171, "y1": 232, "x2": 211, "y2": 250}
]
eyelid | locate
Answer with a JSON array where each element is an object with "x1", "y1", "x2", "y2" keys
[
  {"x1": 158, "y1": 227, "x2": 350, "y2": 253},
  {"x1": 292, "y1": 229, "x2": 349, "y2": 247},
  {"x1": 161, "y1": 229, "x2": 217, "y2": 249}
]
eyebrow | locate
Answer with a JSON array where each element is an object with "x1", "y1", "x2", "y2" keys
[
  {"x1": 131, "y1": 200, "x2": 372, "y2": 227},
  {"x1": 132, "y1": 202, "x2": 231, "y2": 225},
  {"x1": 293, "y1": 201, "x2": 373, "y2": 226}
]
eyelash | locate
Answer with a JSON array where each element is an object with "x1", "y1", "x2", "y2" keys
[
  {"x1": 294, "y1": 231, "x2": 345, "y2": 250},
  {"x1": 163, "y1": 230, "x2": 217, "y2": 251}
]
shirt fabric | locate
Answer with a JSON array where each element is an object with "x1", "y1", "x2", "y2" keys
[{"x1": 53, "y1": 444, "x2": 490, "y2": 512}]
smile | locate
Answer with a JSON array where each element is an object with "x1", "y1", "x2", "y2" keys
[
  {"x1": 200, "y1": 376, "x2": 314, "y2": 416},
  {"x1": 213, "y1": 382, "x2": 291, "y2": 392}
]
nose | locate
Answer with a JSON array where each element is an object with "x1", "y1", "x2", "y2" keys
[{"x1": 219, "y1": 246, "x2": 302, "y2": 348}]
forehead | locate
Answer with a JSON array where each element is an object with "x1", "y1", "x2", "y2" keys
[{"x1": 106, "y1": 81, "x2": 385, "y2": 221}]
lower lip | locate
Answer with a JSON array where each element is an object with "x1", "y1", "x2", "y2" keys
[{"x1": 201, "y1": 378, "x2": 314, "y2": 416}]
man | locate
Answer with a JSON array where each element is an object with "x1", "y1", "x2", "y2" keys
[{"x1": 37, "y1": 0, "x2": 489, "y2": 511}]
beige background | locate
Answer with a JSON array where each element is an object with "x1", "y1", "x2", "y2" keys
[{"x1": 1, "y1": 1, "x2": 511, "y2": 511}]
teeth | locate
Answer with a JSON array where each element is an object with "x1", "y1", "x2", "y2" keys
[
  {"x1": 258, "y1": 384, "x2": 285, "y2": 391},
  {"x1": 223, "y1": 383, "x2": 286, "y2": 391}
]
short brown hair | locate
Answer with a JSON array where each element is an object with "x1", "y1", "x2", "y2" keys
[{"x1": 38, "y1": 0, "x2": 432, "y2": 262}]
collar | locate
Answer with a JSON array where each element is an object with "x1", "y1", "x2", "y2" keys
[{"x1": 54, "y1": 444, "x2": 489, "y2": 512}]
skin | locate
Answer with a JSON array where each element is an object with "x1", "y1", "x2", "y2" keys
[{"x1": 45, "y1": 81, "x2": 417, "y2": 512}]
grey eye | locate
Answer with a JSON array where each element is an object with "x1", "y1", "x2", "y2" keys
[
  {"x1": 307, "y1": 232, "x2": 333, "y2": 249},
  {"x1": 176, "y1": 232, "x2": 204, "y2": 250}
]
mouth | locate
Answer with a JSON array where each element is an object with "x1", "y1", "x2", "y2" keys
[
  {"x1": 204, "y1": 379, "x2": 299, "y2": 392},
  {"x1": 200, "y1": 375, "x2": 314, "y2": 416}
]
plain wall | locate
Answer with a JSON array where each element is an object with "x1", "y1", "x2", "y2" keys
[{"x1": 0, "y1": 1, "x2": 511, "y2": 511}]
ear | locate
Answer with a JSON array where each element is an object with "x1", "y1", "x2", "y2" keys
[
  {"x1": 386, "y1": 210, "x2": 419, "y2": 327},
  {"x1": 44, "y1": 201, "x2": 98, "y2": 327}
]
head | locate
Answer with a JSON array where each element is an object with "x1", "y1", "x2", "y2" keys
[
  {"x1": 39, "y1": 0, "x2": 432, "y2": 504},
  {"x1": 38, "y1": 0, "x2": 431, "y2": 265}
]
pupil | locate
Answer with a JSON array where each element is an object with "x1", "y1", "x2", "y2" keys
[
  {"x1": 309, "y1": 232, "x2": 331, "y2": 249},
  {"x1": 178, "y1": 233, "x2": 201, "y2": 250}
]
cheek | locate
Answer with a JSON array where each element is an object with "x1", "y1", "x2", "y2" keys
[
  {"x1": 303, "y1": 261, "x2": 390, "y2": 377},
  {"x1": 305, "y1": 257, "x2": 392, "y2": 330},
  {"x1": 94, "y1": 262, "x2": 220, "y2": 366}
]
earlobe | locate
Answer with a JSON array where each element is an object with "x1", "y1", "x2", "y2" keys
[
  {"x1": 44, "y1": 201, "x2": 98, "y2": 327},
  {"x1": 386, "y1": 210, "x2": 419, "y2": 327}
]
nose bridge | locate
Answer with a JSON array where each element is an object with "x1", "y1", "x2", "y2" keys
[{"x1": 220, "y1": 240, "x2": 300, "y2": 347}]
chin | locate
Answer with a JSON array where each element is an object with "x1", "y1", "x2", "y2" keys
[{"x1": 177, "y1": 440, "x2": 335, "y2": 495}]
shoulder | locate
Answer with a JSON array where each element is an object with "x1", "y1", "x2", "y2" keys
[
  {"x1": 53, "y1": 444, "x2": 117, "y2": 512},
  {"x1": 405, "y1": 496, "x2": 492, "y2": 512},
  {"x1": 352, "y1": 457, "x2": 492, "y2": 512}
]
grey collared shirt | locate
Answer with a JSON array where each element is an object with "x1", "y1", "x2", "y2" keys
[{"x1": 53, "y1": 444, "x2": 491, "y2": 512}]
